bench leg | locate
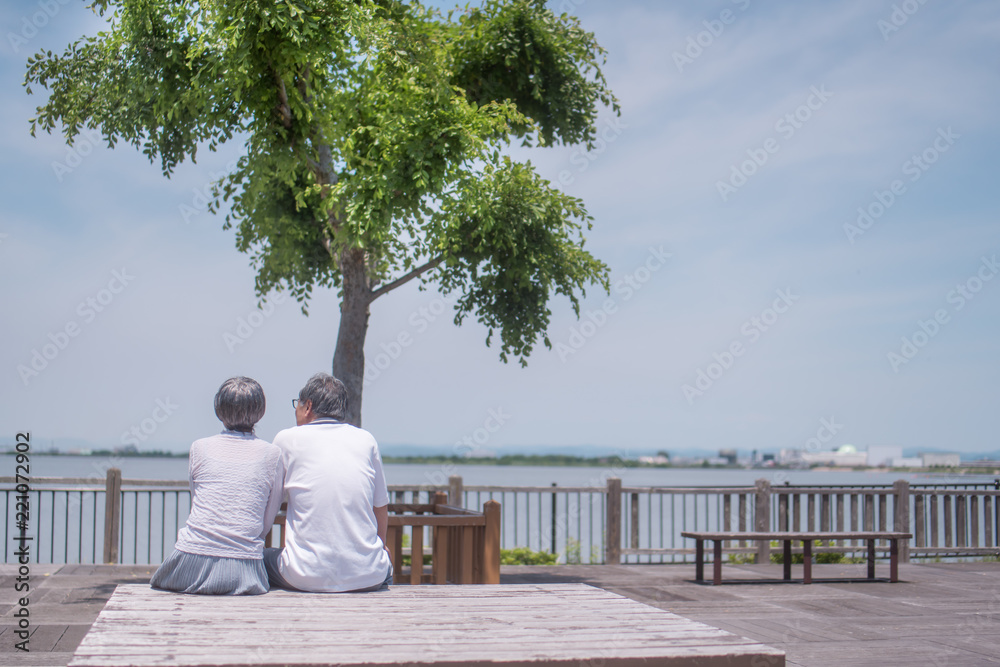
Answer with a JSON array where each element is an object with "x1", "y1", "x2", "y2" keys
[
  {"x1": 783, "y1": 539, "x2": 792, "y2": 581},
  {"x1": 713, "y1": 540, "x2": 722, "y2": 585},
  {"x1": 695, "y1": 539, "x2": 703, "y2": 582},
  {"x1": 868, "y1": 539, "x2": 876, "y2": 580},
  {"x1": 890, "y1": 538, "x2": 899, "y2": 582},
  {"x1": 802, "y1": 539, "x2": 812, "y2": 584}
]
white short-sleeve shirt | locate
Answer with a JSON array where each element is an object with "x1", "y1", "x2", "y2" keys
[{"x1": 272, "y1": 419, "x2": 391, "y2": 592}]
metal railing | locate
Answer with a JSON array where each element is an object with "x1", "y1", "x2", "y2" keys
[{"x1": 3, "y1": 471, "x2": 997, "y2": 564}]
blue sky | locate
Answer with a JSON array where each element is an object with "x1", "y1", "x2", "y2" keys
[{"x1": 1, "y1": 0, "x2": 998, "y2": 456}]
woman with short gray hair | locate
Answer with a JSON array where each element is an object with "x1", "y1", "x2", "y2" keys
[{"x1": 150, "y1": 377, "x2": 284, "y2": 595}]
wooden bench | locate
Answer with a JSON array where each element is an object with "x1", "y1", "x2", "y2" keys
[
  {"x1": 266, "y1": 493, "x2": 501, "y2": 585},
  {"x1": 681, "y1": 531, "x2": 912, "y2": 585},
  {"x1": 70, "y1": 583, "x2": 785, "y2": 666}
]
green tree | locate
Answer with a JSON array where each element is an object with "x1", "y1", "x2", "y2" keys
[{"x1": 26, "y1": 0, "x2": 618, "y2": 425}]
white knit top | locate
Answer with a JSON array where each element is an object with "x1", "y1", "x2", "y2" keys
[{"x1": 173, "y1": 431, "x2": 284, "y2": 560}]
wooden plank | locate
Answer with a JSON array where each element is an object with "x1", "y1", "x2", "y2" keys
[
  {"x1": 103, "y1": 468, "x2": 122, "y2": 564},
  {"x1": 835, "y1": 493, "x2": 844, "y2": 546},
  {"x1": 930, "y1": 494, "x2": 939, "y2": 547},
  {"x1": 970, "y1": 495, "x2": 979, "y2": 547},
  {"x1": 630, "y1": 492, "x2": 640, "y2": 550},
  {"x1": 985, "y1": 494, "x2": 994, "y2": 547},
  {"x1": 956, "y1": 494, "x2": 967, "y2": 547},
  {"x1": 914, "y1": 494, "x2": 925, "y2": 547},
  {"x1": 432, "y1": 526, "x2": 448, "y2": 585},
  {"x1": 606, "y1": 477, "x2": 622, "y2": 564},
  {"x1": 69, "y1": 584, "x2": 784, "y2": 667},
  {"x1": 460, "y1": 525, "x2": 475, "y2": 584},
  {"x1": 410, "y1": 525, "x2": 424, "y2": 586},
  {"x1": 388, "y1": 515, "x2": 485, "y2": 527},
  {"x1": 944, "y1": 494, "x2": 953, "y2": 548},
  {"x1": 680, "y1": 531, "x2": 911, "y2": 540},
  {"x1": 483, "y1": 500, "x2": 500, "y2": 584}
]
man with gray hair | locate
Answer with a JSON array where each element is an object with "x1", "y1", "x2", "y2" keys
[{"x1": 263, "y1": 373, "x2": 392, "y2": 592}]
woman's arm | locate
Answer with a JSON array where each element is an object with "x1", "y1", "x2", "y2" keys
[
  {"x1": 374, "y1": 504, "x2": 389, "y2": 554},
  {"x1": 259, "y1": 453, "x2": 286, "y2": 540}
]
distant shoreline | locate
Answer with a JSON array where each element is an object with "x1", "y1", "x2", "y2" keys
[{"x1": 3, "y1": 451, "x2": 998, "y2": 475}]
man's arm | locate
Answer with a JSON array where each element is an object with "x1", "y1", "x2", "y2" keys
[{"x1": 374, "y1": 504, "x2": 389, "y2": 554}]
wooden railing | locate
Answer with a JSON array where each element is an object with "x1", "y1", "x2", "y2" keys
[
  {"x1": 614, "y1": 479, "x2": 1000, "y2": 564},
  {"x1": 386, "y1": 492, "x2": 501, "y2": 585},
  {"x1": 3, "y1": 471, "x2": 998, "y2": 565}
]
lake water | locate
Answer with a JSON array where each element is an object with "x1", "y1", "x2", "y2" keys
[{"x1": 15, "y1": 454, "x2": 999, "y2": 487}]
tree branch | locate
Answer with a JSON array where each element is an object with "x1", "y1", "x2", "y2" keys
[
  {"x1": 271, "y1": 63, "x2": 292, "y2": 129},
  {"x1": 370, "y1": 255, "x2": 446, "y2": 301}
]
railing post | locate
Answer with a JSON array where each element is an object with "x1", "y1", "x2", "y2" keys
[
  {"x1": 630, "y1": 493, "x2": 640, "y2": 550},
  {"x1": 606, "y1": 477, "x2": 622, "y2": 564},
  {"x1": 483, "y1": 500, "x2": 501, "y2": 584},
  {"x1": 755, "y1": 479, "x2": 770, "y2": 564},
  {"x1": 893, "y1": 480, "x2": 910, "y2": 562},
  {"x1": 550, "y1": 483, "x2": 557, "y2": 555},
  {"x1": 448, "y1": 475, "x2": 463, "y2": 507},
  {"x1": 103, "y1": 468, "x2": 122, "y2": 564}
]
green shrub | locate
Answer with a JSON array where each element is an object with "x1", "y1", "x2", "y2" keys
[
  {"x1": 564, "y1": 537, "x2": 581, "y2": 564},
  {"x1": 501, "y1": 547, "x2": 559, "y2": 565},
  {"x1": 400, "y1": 533, "x2": 432, "y2": 566},
  {"x1": 729, "y1": 540, "x2": 865, "y2": 564}
]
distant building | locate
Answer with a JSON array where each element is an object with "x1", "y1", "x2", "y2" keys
[
  {"x1": 779, "y1": 449, "x2": 805, "y2": 465},
  {"x1": 921, "y1": 452, "x2": 961, "y2": 467},
  {"x1": 892, "y1": 457, "x2": 923, "y2": 467},
  {"x1": 638, "y1": 455, "x2": 670, "y2": 465},
  {"x1": 867, "y1": 446, "x2": 903, "y2": 467},
  {"x1": 718, "y1": 449, "x2": 738, "y2": 465},
  {"x1": 800, "y1": 444, "x2": 868, "y2": 467}
]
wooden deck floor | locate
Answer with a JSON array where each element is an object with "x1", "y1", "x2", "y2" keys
[
  {"x1": 68, "y1": 583, "x2": 782, "y2": 666},
  {"x1": 2, "y1": 561, "x2": 999, "y2": 666}
]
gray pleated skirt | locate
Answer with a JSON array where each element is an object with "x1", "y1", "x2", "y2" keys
[{"x1": 150, "y1": 549, "x2": 269, "y2": 595}]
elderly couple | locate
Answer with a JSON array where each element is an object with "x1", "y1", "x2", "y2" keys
[{"x1": 149, "y1": 373, "x2": 392, "y2": 595}]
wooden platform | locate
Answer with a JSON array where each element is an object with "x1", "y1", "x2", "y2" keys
[{"x1": 68, "y1": 583, "x2": 784, "y2": 667}]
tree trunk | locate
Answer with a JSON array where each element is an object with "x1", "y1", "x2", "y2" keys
[{"x1": 332, "y1": 248, "x2": 372, "y2": 427}]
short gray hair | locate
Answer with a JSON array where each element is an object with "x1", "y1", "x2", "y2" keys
[
  {"x1": 214, "y1": 377, "x2": 266, "y2": 433},
  {"x1": 299, "y1": 373, "x2": 348, "y2": 421}
]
